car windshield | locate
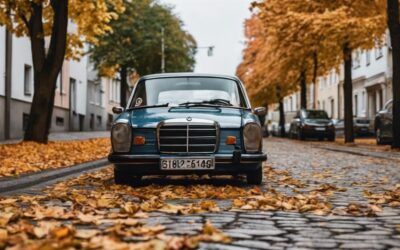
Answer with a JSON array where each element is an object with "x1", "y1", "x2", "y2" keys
[
  {"x1": 302, "y1": 110, "x2": 329, "y2": 119},
  {"x1": 130, "y1": 77, "x2": 245, "y2": 108}
]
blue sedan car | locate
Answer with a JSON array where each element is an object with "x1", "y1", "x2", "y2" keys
[{"x1": 108, "y1": 73, "x2": 267, "y2": 185}]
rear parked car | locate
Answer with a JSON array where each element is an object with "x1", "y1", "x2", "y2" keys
[
  {"x1": 289, "y1": 109, "x2": 335, "y2": 141},
  {"x1": 353, "y1": 117, "x2": 372, "y2": 137},
  {"x1": 375, "y1": 100, "x2": 393, "y2": 145}
]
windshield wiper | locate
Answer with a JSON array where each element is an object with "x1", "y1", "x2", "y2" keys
[
  {"x1": 126, "y1": 103, "x2": 169, "y2": 111},
  {"x1": 203, "y1": 98, "x2": 232, "y2": 106},
  {"x1": 179, "y1": 99, "x2": 232, "y2": 107}
]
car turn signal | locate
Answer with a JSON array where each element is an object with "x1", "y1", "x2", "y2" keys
[
  {"x1": 226, "y1": 136, "x2": 237, "y2": 145},
  {"x1": 133, "y1": 136, "x2": 146, "y2": 145}
]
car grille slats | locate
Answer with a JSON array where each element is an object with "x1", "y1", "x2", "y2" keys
[{"x1": 159, "y1": 123, "x2": 217, "y2": 154}]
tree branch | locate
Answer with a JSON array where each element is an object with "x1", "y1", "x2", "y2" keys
[{"x1": 27, "y1": 2, "x2": 46, "y2": 74}]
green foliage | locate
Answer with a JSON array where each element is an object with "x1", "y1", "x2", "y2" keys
[{"x1": 91, "y1": 0, "x2": 197, "y2": 77}]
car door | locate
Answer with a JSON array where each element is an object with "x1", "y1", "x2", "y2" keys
[
  {"x1": 382, "y1": 101, "x2": 393, "y2": 138},
  {"x1": 291, "y1": 111, "x2": 301, "y2": 135}
]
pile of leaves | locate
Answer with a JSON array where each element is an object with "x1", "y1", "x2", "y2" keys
[{"x1": 0, "y1": 139, "x2": 110, "y2": 177}]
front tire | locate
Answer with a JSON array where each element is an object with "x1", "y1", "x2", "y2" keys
[
  {"x1": 328, "y1": 134, "x2": 336, "y2": 142},
  {"x1": 246, "y1": 166, "x2": 263, "y2": 185},
  {"x1": 114, "y1": 167, "x2": 142, "y2": 186}
]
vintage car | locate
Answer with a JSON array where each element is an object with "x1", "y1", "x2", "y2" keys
[{"x1": 108, "y1": 73, "x2": 267, "y2": 185}]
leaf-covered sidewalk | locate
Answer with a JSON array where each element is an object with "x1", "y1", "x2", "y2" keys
[{"x1": 0, "y1": 138, "x2": 110, "y2": 177}]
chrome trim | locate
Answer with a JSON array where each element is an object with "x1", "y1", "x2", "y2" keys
[{"x1": 157, "y1": 118, "x2": 220, "y2": 154}]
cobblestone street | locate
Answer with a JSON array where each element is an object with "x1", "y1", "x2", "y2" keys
[
  {"x1": 2, "y1": 138, "x2": 400, "y2": 249},
  {"x1": 137, "y1": 138, "x2": 399, "y2": 249}
]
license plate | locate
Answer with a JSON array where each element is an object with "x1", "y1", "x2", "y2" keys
[
  {"x1": 160, "y1": 157, "x2": 215, "y2": 170},
  {"x1": 315, "y1": 127, "x2": 326, "y2": 131}
]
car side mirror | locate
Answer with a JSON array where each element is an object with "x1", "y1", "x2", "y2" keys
[
  {"x1": 254, "y1": 107, "x2": 267, "y2": 117},
  {"x1": 112, "y1": 107, "x2": 124, "y2": 114}
]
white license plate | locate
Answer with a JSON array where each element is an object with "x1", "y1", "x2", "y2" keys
[
  {"x1": 315, "y1": 127, "x2": 326, "y2": 131},
  {"x1": 160, "y1": 158, "x2": 215, "y2": 170}
]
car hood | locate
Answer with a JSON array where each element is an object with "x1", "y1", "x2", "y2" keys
[
  {"x1": 304, "y1": 119, "x2": 331, "y2": 126},
  {"x1": 128, "y1": 107, "x2": 246, "y2": 128}
]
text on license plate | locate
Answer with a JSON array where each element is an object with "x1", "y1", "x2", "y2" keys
[
  {"x1": 315, "y1": 127, "x2": 325, "y2": 131},
  {"x1": 161, "y1": 158, "x2": 215, "y2": 170}
]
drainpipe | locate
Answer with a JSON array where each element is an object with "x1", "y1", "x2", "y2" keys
[{"x1": 5, "y1": 29, "x2": 12, "y2": 140}]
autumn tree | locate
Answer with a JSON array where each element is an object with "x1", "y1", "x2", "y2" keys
[
  {"x1": 387, "y1": 0, "x2": 400, "y2": 148},
  {"x1": 0, "y1": 0, "x2": 124, "y2": 143},
  {"x1": 242, "y1": 0, "x2": 386, "y2": 143},
  {"x1": 91, "y1": 0, "x2": 197, "y2": 108}
]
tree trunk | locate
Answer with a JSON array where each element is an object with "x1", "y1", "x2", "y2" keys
[
  {"x1": 388, "y1": 0, "x2": 400, "y2": 148},
  {"x1": 300, "y1": 70, "x2": 307, "y2": 109},
  {"x1": 279, "y1": 98, "x2": 286, "y2": 138},
  {"x1": 24, "y1": 0, "x2": 68, "y2": 143},
  {"x1": 312, "y1": 52, "x2": 318, "y2": 109},
  {"x1": 120, "y1": 66, "x2": 128, "y2": 108},
  {"x1": 343, "y1": 43, "x2": 354, "y2": 143}
]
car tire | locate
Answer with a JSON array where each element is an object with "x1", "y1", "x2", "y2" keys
[
  {"x1": 376, "y1": 128, "x2": 384, "y2": 145},
  {"x1": 299, "y1": 130, "x2": 306, "y2": 141},
  {"x1": 114, "y1": 167, "x2": 142, "y2": 186},
  {"x1": 328, "y1": 135, "x2": 335, "y2": 142},
  {"x1": 246, "y1": 166, "x2": 263, "y2": 185}
]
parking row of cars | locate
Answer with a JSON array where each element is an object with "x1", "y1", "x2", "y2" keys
[{"x1": 266, "y1": 100, "x2": 395, "y2": 144}]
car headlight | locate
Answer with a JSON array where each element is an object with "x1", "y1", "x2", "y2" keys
[
  {"x1": 112, "y1": 123, "x2": 132, "y2": 153},
  {"x1": 243, "y1": 122, "x2": 262, "y2": 153}
]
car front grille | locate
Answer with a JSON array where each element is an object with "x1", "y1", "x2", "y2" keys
[{"x1": 158, "y1": 122, "x2": 218, "y2": 154}]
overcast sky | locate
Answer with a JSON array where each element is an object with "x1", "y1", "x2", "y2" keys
[{"x1": 161, "y1": 0, "x2": 253, "y2": 75}]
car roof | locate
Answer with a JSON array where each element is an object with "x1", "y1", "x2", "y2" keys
[{"x1": 139, "y1": 72, "x2": 241, "y2": 82}]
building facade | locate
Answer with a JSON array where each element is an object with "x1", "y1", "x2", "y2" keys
[
  {"x1": 0, "y1": 27, "x2": 122, "y2": 141},
  {"x1": 278, "y1": 34, "x2": 394, "y2": 126}
]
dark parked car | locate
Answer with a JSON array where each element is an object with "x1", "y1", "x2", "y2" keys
[
  {"x1": 353, "y1": 117, "x2": 372, "y2": 136},
  {"x1": 289, "y1": 109, "x2": 335, "y2": 141},
  {"x1": 108, "y1": 73, "x2": 267, "y2": 185},
  {"x1": 375, "y1": 100, "x2": 393, "y2": 145}
]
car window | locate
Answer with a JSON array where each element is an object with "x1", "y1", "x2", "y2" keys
[
  {"x1": 301, "y1": 110, "x2": 329, "y2": 119},
  {"x1": 130, "y1": 77, "x2": 245, "y2": 108},
  {"x1": 387, "y1": 102, "x2": 393, "y2": 112}
]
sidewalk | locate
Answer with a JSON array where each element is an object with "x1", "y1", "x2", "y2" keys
[{"x1": 0, "y1": 131, "x2": 109, "y2": 145}]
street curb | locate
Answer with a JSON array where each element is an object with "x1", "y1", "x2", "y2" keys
[
  {"x1": 0, "y1": 158, "x2": 109, "y2": 194},
  {"x1": 313, "y1": 145, "x2": 400, "y2": 162}
]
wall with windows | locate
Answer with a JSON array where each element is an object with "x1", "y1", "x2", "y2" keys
[
  {"x1": 69, "y1": 55, "x2": 88, "y2": 117},
  {"x1": 316, "y1": 70, "x2": 340, "y2": 119},
  {"x1": 11, "y1": 35, "x2": 33, "y2": 102}
]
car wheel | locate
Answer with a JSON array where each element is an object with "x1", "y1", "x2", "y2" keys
[
  {"x1": 246, "y1": 166, "x2": 263, "y2": 185},
  {"x1": 328, "y1": 135, "x2": 336, "y2": 142},
  {"x1": 114, "y1": 167, "x2": 142, "y2": 186},
  {"x1": 376, "y1": 128, "x2": 384, "y2": 145},
  {"x1": 299, "y1": 130, "x2": 306, "y2": 141}
]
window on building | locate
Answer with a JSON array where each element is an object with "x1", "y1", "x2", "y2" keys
[
  {"x1": 97, "y1": 115, "x2": 102, "y2": 127},
  {"x1": 354, "y1": 94, "x2": 358, "y2": 117},
  {"x1": 24, "y1": 65, "x2": 32, "y2": 96},
  {"x1": 56, "y1": 117, "x2": 64, "y2": 126},
  {"x1": 330, "y1": 99, "x2": 334, "y2": 118},
  {"x1": 362, "y1": 91, "x2": 365, "y2": 111},
  {"x1": 70, "y1": 78, "x2": 77, "y2": 113},
  {"x1": 366, "y1": 51, "x2": 371, "y2": 65},
  {"x1": 375, "y1": 47, "x2": 383, "y2": 59},
  {"x1": 23, "y1": 113, "x2": 30, "y2": 131},
  {"x1": 353, "y1": 50, "x2": 361, "y2": 68},
  {"x1": 90, "y1": 114, "x2": 95, "y2": 130}
]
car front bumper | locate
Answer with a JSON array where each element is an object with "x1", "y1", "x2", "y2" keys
[{"x1": 108, "y1": 153, "x2": 267, "y2": 175}]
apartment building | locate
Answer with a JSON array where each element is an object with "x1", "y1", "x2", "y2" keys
[
  {"x1": 277, "y1": 34, "x2": 393, "y2": 125},
  {"x1": 0, "y1": 27, "x2": 122, "y2": 141}
]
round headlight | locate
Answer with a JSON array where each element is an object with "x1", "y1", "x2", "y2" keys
[
  {"x1": 243, "y1": 122, "x2": 262, "y2": 153},
  {"x1": 112, "y1": 123, "x2": 132, "y2": 153}
]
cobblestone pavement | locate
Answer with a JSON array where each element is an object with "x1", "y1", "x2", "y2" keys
[
  {"x1": 156, "y1": 138, "x2": 400, "y2": 249},
  {"x1": 6, "y1": 137, "x2": 400, "y2": 249}
]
